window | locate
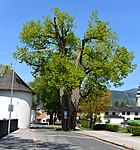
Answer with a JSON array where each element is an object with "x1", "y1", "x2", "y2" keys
[
  {"x1": 122, "y1": 112, "x2": 125, "y2": 115},
  {"x1": 135, "y1": 112, "x2": 138, "y2": 116},
  {"x1": 112, "y1": 112, "x2": 116, "y2": 115},
  {"x1": 127, "y1": 112, "x2": 130, "y2": 115}
]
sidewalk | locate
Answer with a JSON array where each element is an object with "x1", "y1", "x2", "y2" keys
[
  {"x1": 0, "y1": 129, "x2": 36, "y2": 150},
  {"x1": 74, "y1": 130, "x2": 140, "y2": 150}
]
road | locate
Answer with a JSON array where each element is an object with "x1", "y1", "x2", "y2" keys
[{"x1": 30, "y1": 128, "x2": 124, "y2": 150}]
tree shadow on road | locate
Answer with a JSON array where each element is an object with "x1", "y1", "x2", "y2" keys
[{"x1": 0, "y1": 135, "x2": 78, "y2": 150}]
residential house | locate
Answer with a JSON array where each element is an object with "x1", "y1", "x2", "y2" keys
[
  {"x1": 37, "y1": 112, "x2": 50, "y2": 125},
  {"x1": 103, "y1": 86, "x2": 140, "y2": 124},
  {"x1": 104, "y1": 106, "x2": 140, "y2": 124},
  {"x1": 0, "y1": 69, "x2": 35, "y2": 129}
]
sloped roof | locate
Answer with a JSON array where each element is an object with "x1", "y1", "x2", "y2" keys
[
  {"x1": 37, "y1": 112, "x2": 46, "y2": 120},
  {"x1": 0, "y1": 69, "x2": 34, "y2": 93},
  {"x1": 107, "y1": 106, "x2": 140, "y2": 112}
]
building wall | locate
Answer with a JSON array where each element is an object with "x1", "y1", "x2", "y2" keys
[
  {"x1": 106, "y1": 111, "x2": 140, "y2": 121},
  {"x1": 136, "y1": 97, "x2": 140, "y2": 106},
  {"x1": 107, "y1": 118, "x2": 124, "y2": 124},
  {"x1": 120, "y1": 112, "x2": 140, "y2": 120},
  {"x1": 0, "y1": 90, "x2": 32, "y2": 129}
]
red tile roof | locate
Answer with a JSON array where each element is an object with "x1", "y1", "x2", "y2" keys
[{"x1": 37, "y1": 112, "x2": 46, "y2": 120}]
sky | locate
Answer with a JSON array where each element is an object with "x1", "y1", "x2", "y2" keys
[{"x1": 0, "y1": 0, "x2": 140, "y2": 91}]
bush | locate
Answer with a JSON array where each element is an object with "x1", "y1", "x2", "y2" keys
[
  {"x1": 127, "y1": 120, "x2": 140, "y2": 126},
  {"x1": 106, "y1": 124, "x2": 119, "y2": 132},
  {"x1": 132, "y1": 126, "x2": 140, "y2": 136},
  {"x1": 126, "y1": 126, "x2": 133, "y2": 133},
  {"x1": 130, "y1": 122, "x2": 140, "y2": 126},
  {"x1": 81, "y1": 119, "x2": 88, "y2": 128}
]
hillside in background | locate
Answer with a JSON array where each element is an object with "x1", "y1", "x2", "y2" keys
[{"x1": 110, "y1": 88, "x2": 138, "y2": 106}]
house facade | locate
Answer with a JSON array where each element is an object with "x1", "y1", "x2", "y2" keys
[
  {"x1": 104, "y1": 106, "x2": 140, "y2": 124},
  {"x1": 36, "y1": 112, "x2": 50, "y2": 125},
  {"x1": 0, "y1": 69, "x2": 34, "y2": 129},
  {"x1": 103, "y1": 86, "x2": 140, "y2": 124}
]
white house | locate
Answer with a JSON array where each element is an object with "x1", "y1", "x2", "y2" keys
[
  {"x1": 103, "y1": 86, "x2": 140, "y2": 124},
  {"x1": 36, "y1": 112, "x2": 50, "y2": 125},
  {"x1": 104, "y1": 106, "x2": 140, "y2": 124},
  {"x1": 0, "y1": 69, "x2": 35, "y2": 129}
]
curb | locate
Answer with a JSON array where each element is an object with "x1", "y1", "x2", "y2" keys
[{"x1": 73, "y1": 131, "x2": 134, "y2": 150}]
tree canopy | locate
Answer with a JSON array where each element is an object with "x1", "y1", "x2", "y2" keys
[{"x1": 14, "y1": 8, "x2": 136, "y2": 91}]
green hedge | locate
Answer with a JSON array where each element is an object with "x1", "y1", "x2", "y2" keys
[
  {"x1": 80, "y1": 120, "x2": 89, "y2": 128},
  {"x1": 106, "y1": 124, "x2": 119, "y2": 132},
  {"x1": 93, "y1": 124, "x2": 119, "y2": 132},
  {"x1": 126, "y1": 126, "x2": 132, "y2": 133},
  {"x1": 127, "y1": 120, "x2": 140, "y2": 126},
  {"x1": 132, "y1": 126, "x2": 140, "y2": 136}
]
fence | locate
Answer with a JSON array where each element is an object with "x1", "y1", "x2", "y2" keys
[{"x1": 0, "y1": 119, "x2": 18, "y2": 138}]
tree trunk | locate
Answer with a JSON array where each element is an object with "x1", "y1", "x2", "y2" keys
[
  {"x1": 49, "y1": 112, "x2": 53, "y2": 125},
  {"x1": 93, "y1": 114, "x2": 98, "y2": 128},
  {"x1": 60, "y1": 88, "x2": 77, "y2": 131}
]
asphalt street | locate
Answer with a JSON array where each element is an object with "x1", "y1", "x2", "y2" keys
[
  {"x1": 30, "y1": 128, "x2": 123, "y2": 150},
  {"x1": 0, "y1": 127, "x2": 125, "y2": 150}
]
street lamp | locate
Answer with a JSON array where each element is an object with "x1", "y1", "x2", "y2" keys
[{"x1": 8, "y1": 48, "x2": 53, "y2": 134}]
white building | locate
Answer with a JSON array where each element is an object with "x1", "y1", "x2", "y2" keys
[
  {"x1": 0, "y1": 69, "x2": 35, "y2": 129},
  {"x1": 105, "y1": 106, "x2": 140, "y2": 124},
  {"x1": 104, "y1": 86, "x2": 140, "y2": 124}
]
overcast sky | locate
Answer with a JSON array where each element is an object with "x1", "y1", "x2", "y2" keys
[{"x1": 0, "y1": 0, "x2": 140, "y2": 91}]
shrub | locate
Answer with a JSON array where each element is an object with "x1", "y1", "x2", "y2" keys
[
  {"x1": 130, "y1": 122, "x2": 140, "y2": 126},
  {"x1": 132, "y1": 126, "x2": 140, "y2": 136},
  {"x1": 126, "y1": 126, "x2": 133, "y2": 133},
  {"x1": 81, "y1": 119, "x2": 88, "y2": 128},
  {"x1": 105, "y1": 124, "x2": 119, "y2": 132},
  {"x1": 127, "y1": 120, "x2": 140, "y2": 126}
]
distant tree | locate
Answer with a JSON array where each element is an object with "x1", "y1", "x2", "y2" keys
[
  {"x1": 29, "y1": 76, "x2": 61, "y2": 125},
  {"x1": 0, "y1": 64, "x2": 10, "y2": 77},
  {"x1": 120, "y1": 101, "x2": 127, "y2": 107},
  {"x1": 79, "y1": 87, "x2": 110, "y2": 128},
  {"x1": 114, "y1": 100, "x2": 119, "y2": 106},
  {"x1": 114, "y1": 100, "x2": 128, "y2": 107}
]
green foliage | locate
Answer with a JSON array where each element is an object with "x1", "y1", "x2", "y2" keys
[
  {"x1": 0, "y1": 65, "x2": 10, "y2": 77},
  {"x1": 29, "y1": 76, "x2": 61, "y2": 115},
  {"x1": 80, "y1": 119, "x2": 89, "y2": 128},
  {"x1": 118, "y1": 126, "x2": 127, "y2": 133},
  {"x1": 36, "y1": 111, "x2": 41, "y2": 116},
  {"x1": 14, "y1": 8, "x2": 136, "y2": 120},
  {"x1": 126, "y1": 126, "x2": 133, "y2": 133},
  {"x1": 79, "y1": 87, "x2": 110, "y2": 126},
  {"x1": 111, "y1": 89, "x2": 137, "y2": 106},
  {"x1": 114, "y1": 100, "x2": 128, "y2": 106},
  {"x1": 127, "y1": 120, "x2": 140, "y2": 126},
  {"x1": 105, "y1": 124, "x2": 119, "y2": 132},
  {"x1": 132, "y1": 126, "x2": 140, "y2": 136}
]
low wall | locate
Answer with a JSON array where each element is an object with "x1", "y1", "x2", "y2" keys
[{"x1": 0, "y1": 119, "x2": 18, "y2": 138}]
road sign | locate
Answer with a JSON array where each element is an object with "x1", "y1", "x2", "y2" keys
[{"x1": 64, "y1": 110, "x2": 68, "y2": 117}]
